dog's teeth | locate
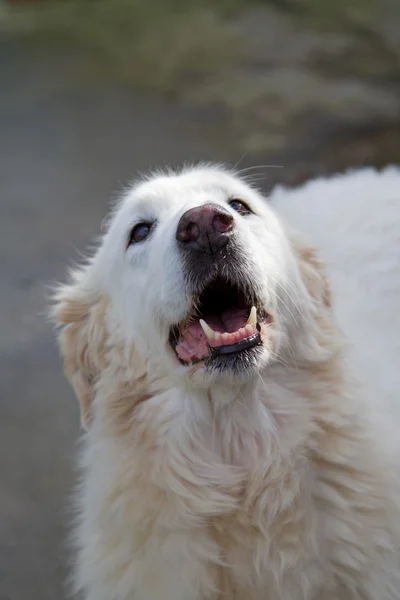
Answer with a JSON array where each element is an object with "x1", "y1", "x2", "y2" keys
[
  {"x1": 246, "y1": 306, "x2": 257, "y2": 328},
  {"x1": 199, "y1": 319, "x2": 215, "y2": 341}
]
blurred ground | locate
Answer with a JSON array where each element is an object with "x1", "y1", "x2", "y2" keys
[{"x1": 0, "y1": 1, "x2": 400, "y2": 598}]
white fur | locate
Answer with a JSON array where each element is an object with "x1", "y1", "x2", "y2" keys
[
  {"x1": 270, "y1": 167, "x2": 400, "y2": 422},
  {"x1": 53, "y1": 165, "x2": 400, "y2": 600}
]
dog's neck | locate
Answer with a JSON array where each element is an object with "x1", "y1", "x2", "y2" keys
[
  {"x1": 154, "y1": 359, "x2": 342, "y2": 471},
  {"x1": 93, "y1": 344, "x2": 379, "y2": 557},
  {"x1": 99, "y1": 337, "x2": 355, "y2": 477}
]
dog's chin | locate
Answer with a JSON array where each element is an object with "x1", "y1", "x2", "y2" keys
[
  {"x1": 174, "y1": 344, "x2": 271, "y2": 391},
  {"x1": 204, "y1": 343, "x2": 267, "y2": 381}
]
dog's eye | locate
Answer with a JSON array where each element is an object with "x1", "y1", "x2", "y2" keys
[
  {"x1": 128, "y1": 222, "x2": 153, "y2": 245},
  {"x1": 229, "y1": 199, "x2": 252, "y2": 216}
]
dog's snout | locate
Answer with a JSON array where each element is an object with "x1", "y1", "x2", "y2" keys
[{"x1": 176, "y1": 203, "x2": 234, "y2": 253}]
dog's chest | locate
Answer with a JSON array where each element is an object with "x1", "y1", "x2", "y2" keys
[
  {"x1": 209, "y1": 508, "x2": 318, "y2": 600},
  {"x1": 191, "y1": 434, "x2": 317, "y2": 598}
]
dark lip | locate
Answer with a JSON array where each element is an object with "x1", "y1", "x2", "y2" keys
[
  {"x1": 174, "y1": 336, "x2": 263, "y2": 368},
  {"x1": 210, "y1": 331, "x2": 262, "y2": 357}
]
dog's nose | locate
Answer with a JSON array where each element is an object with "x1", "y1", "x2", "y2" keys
[{"x1": 176, "y1": 203, "x2": 234, "y2": 253}]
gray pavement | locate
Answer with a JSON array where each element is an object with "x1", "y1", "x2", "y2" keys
[{"x1": 0, "y1": 38, "x2": 229, "y2": 600}]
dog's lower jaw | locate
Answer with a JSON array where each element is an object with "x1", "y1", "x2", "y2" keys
[{"x1": 185, "y1": 353, "x2": 269, "y2": 391}]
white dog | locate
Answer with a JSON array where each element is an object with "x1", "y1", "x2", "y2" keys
[{"x1": 52, "y1": 165, "x2": 400, "y2": 600}]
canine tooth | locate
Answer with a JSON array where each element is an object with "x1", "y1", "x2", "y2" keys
[
  {"x1": 246, "y1": 306, "x2": 257, "y2": 328},
  {"x1": 210, "y1": 332, "x2": 221, "y2": 347},
  {"x1": 199, "y1": 319, "x2": 215, "y2": 341}
]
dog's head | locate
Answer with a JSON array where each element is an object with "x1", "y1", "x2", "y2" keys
[{"x1": 52, "y1": 165, "x2": 333, "y2": 426}]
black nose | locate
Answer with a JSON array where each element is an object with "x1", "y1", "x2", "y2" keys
[{"x1": 176, "y1": 203, "x2": 234, "y2": 254}]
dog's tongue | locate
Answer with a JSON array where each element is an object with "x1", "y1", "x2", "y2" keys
[{"x1": 175, "y1": 307, "x2": 253, "y2": 363}]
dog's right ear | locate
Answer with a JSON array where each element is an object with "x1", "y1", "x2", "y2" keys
[{"x1": 50, "y1": 268, "x2": 108, "y2": 429}]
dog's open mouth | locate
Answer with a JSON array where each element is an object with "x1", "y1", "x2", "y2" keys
[{"x1": 169, "y1": 278, "x2": 267, "y2": 367}]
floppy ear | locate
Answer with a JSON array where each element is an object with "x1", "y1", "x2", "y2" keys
[
  {"x1": 51, "y1": 269, "x2": 108, "y2": 429},
  {"x1": 284, "y1": 232, "x2": 339, "y2": 364}
]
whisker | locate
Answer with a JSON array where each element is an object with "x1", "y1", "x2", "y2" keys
[
  {"x1": 239, "y1": 174, "x2": 272, "y2": 186},
  {"x1": 268, "y1": 274, "x2": 306, "y2": 321},
  {"x1": 235, "y1": 392, "x2": 251, "y2": 414},
  {"x1": 232, "y1": 152, "x2": 249, "y2": 171},
  {"x1": 267, "y1": 283, "x2": 301, "y2": 328},
  {"x1": 269, "y1": 350, "x2": 292, "y2": 370},
  {"x1": 269, "y1": 271, "x2": 304, "y2": 305},
  {"x1": 257, "y1": 372, "x2": 270, "y2": 397},
  {"x1": 236, "y1": 164, "x2": 284, "y2": 176},
  {"x1": 212, "y1": 403, "x2": 217, "y2": 452}
]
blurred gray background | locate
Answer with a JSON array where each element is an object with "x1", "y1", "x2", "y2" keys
[{"x1": 1, "y1": 1, "x2": 399, "y2": 598}]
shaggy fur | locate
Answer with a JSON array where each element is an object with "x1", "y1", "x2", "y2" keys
[{"x1": 52, "y1": 165, "x2": 400, "y2": 600}]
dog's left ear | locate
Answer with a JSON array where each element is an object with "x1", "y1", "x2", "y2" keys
[{"x1": 51, "y1": 269, "x2": 108, "y2": 429}]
